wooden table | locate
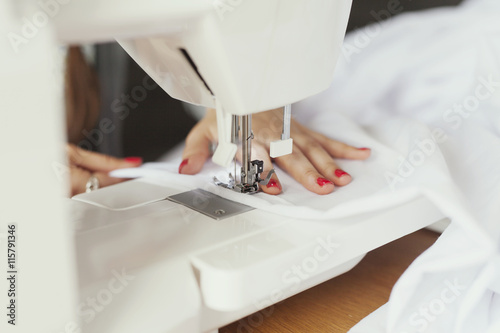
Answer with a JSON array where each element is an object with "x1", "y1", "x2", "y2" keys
[{"x1": 221, "y1": 229, "x2": 440, "y2": 333}]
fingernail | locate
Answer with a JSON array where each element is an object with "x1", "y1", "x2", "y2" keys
[
  {"x1": 358, "y1": 147, "x2": 370, "y2": 151},
  {"x1": 335, "y1": 169, "x2": 350, "y2": 178},
  {"x1": 317, "y1": 177, "x2": 333, "y2": 186},
  {"x1": 266, "y1": 179, "x2": 282, "y2": 190},
  {"x1": 124, "y1": 157, "x2": 143, "y2": 164},
  {"x1": 179, "y1": 159, "x2": 188, "y2": 174}
]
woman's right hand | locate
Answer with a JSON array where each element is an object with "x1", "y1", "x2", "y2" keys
[{"x1": 66, "y1": 143, "x2": 143, "y2": 196}]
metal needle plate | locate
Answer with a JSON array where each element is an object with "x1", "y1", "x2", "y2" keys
[{"x1": 167, "y1": 188, "x2": 254, "y2": 220}]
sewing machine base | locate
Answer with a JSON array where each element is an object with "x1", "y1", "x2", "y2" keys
[{"x1": 69, "y1": 179, "x2": 446, "y2": 333}]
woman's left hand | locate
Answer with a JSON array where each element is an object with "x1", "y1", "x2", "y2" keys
[{"x1": 179, "y1": 108, "x2": 370, "y2": 195}]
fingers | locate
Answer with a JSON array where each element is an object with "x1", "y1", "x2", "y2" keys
[
  {"x1": 291, "y1": 135, "x2": 351, "y2": 187},
  {"x1": 70, "y1": 166, "x2": 127, "y2": 196},
  {"x1": 66, "y1": 143, "x2": 142, "y2": 195},
  {"x1": 313, "y1": 132, "x2": 371, "y2": 160},
  {"x1": 295, "y1": 122, "x2": 371, "y2": 160},
  {"x1": 179, "y1": 122, "x2": 214, "y2": 175},
  {"x1": 67, "y1": 144, "x2": 142, "y2": 172},
  {"x1": 275, "y1": 145, "x2": 334, "y2": 195}
]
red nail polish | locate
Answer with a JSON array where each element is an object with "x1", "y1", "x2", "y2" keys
[
  {"x1": 266, "y1": 179, "x2": 281, "y2": 190},
  {"x1": 335, "y1": 169, "x2": 350, "y2": 178},
  {"x1": 317, "y1": 177, "x2": 333, "y2": 186},
  {"x1": 358, "y1": 147, "x2": 370, "y2": 151},
  {"x1": 179, "y1": 159, "x2": 188, "y2": 174},
  {"x1": 124, "y1": 157, "x2": 143, "y2": 164}
]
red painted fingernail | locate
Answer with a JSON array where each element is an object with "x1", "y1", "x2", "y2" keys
[
  {"x1": 358, "y1": 147, "x2": 370, "y2": 151},
  {"x1": 266, "y1": 179, "x2": 282, "y2": 190},
  {"x1": 317, "y1": 177, "x2": 333, "y2": 186},
  {"x1": 335, "y1": 169, "x2": 350, "y2": 178},
  {"x1": 124, "y1": 157, "x2": 143, "y2": 164},
  {"x1": 179, "y1": 159, "x2": 188, "y2": 174}
]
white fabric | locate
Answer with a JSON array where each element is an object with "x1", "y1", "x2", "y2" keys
[
  {"x1": 320, "y1": 1, "x2": 500, "y2": 332},
  {"x1": 111, "y1": 0, "x2": 500, "y2": 331}
]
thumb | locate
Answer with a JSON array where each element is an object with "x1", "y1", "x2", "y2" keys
[{"x1": 179, "y1": 123, "x2": 214, "y2": 175}]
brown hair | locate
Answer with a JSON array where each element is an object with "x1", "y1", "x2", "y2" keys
[{"x1": 64, "y1": 46, "x2": 100, "y2": 144}]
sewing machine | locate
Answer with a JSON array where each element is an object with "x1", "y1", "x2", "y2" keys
[
  {"x1": 113, "y1": 0, "x2": 352, "y2": 192},
  {"x1": 1, "y1": 1, "x2": 447, "y2": 333}
]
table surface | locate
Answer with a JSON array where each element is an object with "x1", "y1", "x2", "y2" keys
[{"x1": 221, "y1": 229, "x2": 440, "y2": 333}]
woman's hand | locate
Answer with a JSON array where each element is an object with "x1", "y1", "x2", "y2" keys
[
  {"x1": 66, "y1": 143, "x2": 143, "y2": 196},
  {"x1": 179, "y1": 108, "x2": 370, "y2": 195}
]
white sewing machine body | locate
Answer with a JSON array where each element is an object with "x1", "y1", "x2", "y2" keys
[
  {"x1": 113, "y1": 1, "x2": 349, "y2": 115},
  {"x1": 55, "y1": 0, "x2": 347, "y2": 114},
  {"x1": 70, "y1": 179, "x2": 445, "y2": 333},
  {"x1": 57, "y1": 0, "x2": 353, "y2": 171}
]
